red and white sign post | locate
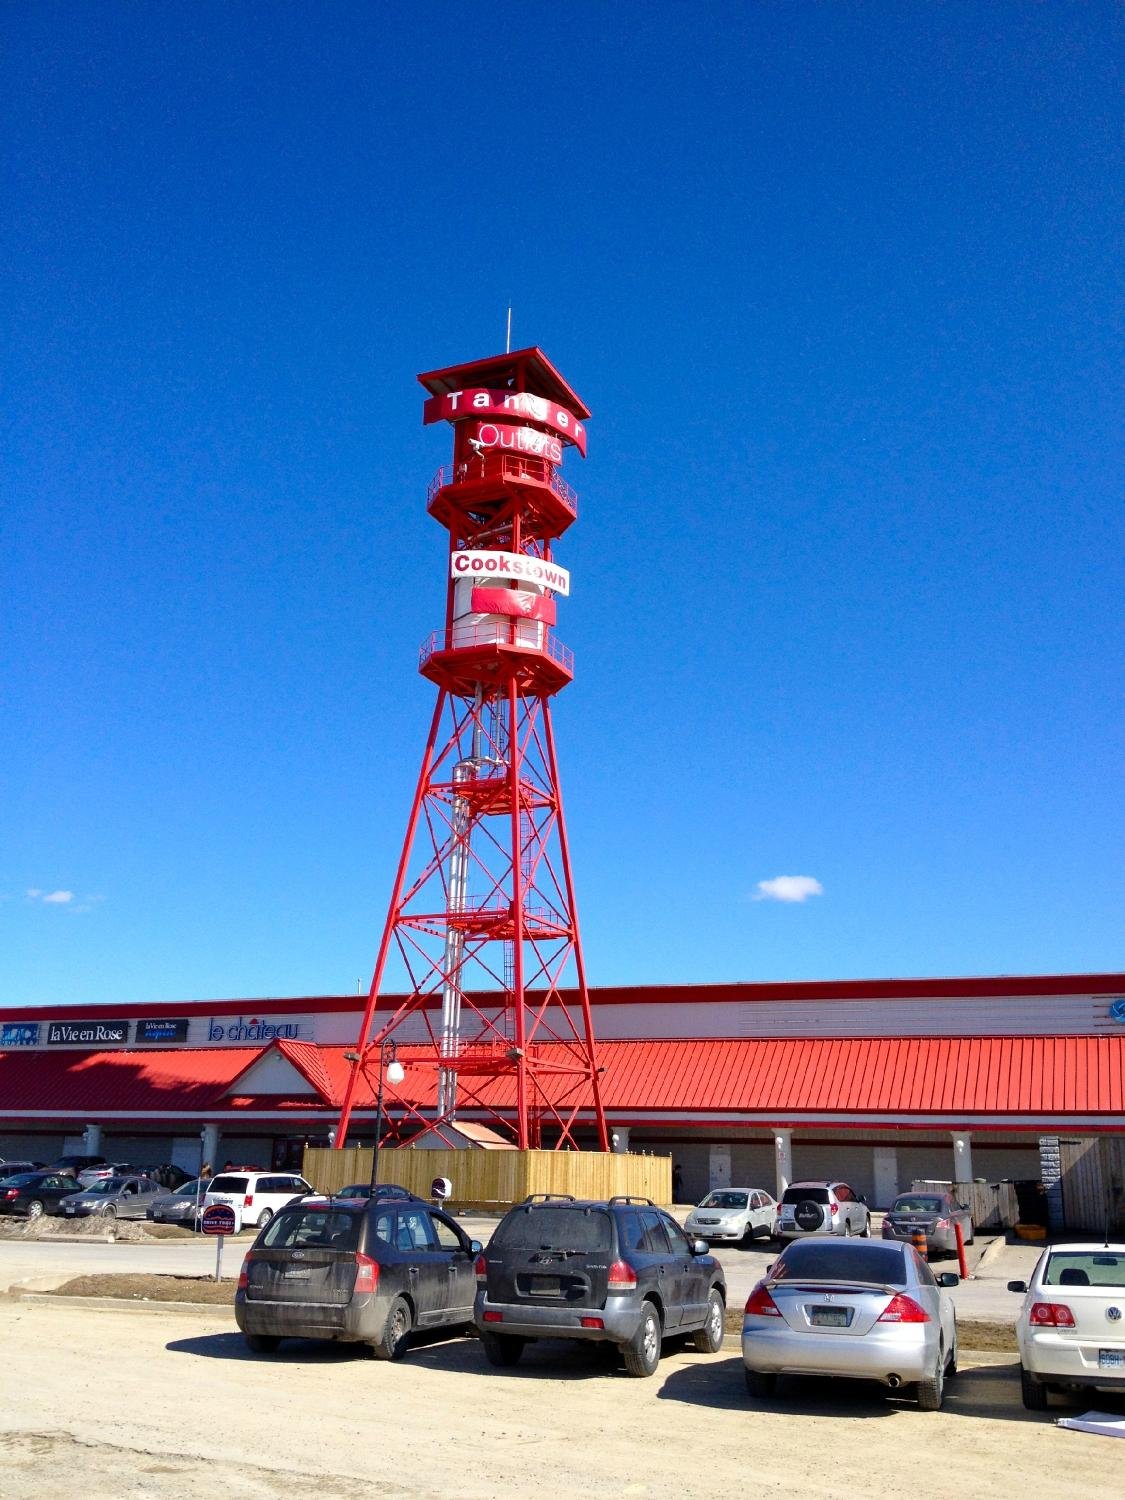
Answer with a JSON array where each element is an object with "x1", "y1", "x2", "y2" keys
[{"x1": 202, "y1": 1202, "x2": 237, "y2": 1282}]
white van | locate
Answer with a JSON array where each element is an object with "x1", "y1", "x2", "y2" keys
[{"x1": 203, "y1": 1171, "x2": 312, "y2": 1230}]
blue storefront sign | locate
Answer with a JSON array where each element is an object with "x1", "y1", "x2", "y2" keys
[
  {"x1": 0, "y1": 1022, "x2": 40, "y2": 1047},
  {"x1": 136, "y1": 1018, "x2": 190, "y2": 1044},
  {"x1": 1110, "y1": 998, "x2": 1125, "y2": 1023}
]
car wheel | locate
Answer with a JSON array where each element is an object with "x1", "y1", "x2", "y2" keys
[
  {"x1": 692, "y1": 1288, "x2": 725, "y2": 1354},
  {"x1": 480, "y1": 1330, "x2": 525, "y2": 1367},
  {"x1": 371, "y1": 1294, "x2": 413, "y2": 1361},
  {"x1": 25, "y1": 1200, "x2": 44, "y2": 1221},
  {"x1": 245, "y1": 1333, "x2": 280, "y2": 1354},
  {"x1": 102, "y1": 1205, "x2": 117, "y2": 1219},
  {"x1": 257, "y1": 1208, "x2": 274, "y2": 1228},
  {"x1": 843, "y1": 1219, "x2": 852, "y2": 1237},
  {"x1": 916, "y1": 1350, "x2": 945, "y2": 1411},
  {"x1": 622, "y1": 1301, "x2": 662, "y2": 1378},
  {"x1": 946, "y1": 1330, "x2": 958, "y2": 1377},
  {"x1": 1020, "y1": 1363, "x2": 1049, "y2": 1411},
  {"x1": 859, "y1": 1215, "x2": 871, "y2": 1238},
  {"x1": 744, "y1": 1368, "x2": 777, "y2": 1399}
]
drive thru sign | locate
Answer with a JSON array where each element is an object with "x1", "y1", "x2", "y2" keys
[{"x1": 202, "y1": 1202, "x2": 237, "y2": 1281}]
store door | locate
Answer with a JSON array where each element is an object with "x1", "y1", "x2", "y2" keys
[{"x1": 709, "y1": 1145, "x2": 731, "y2": 1191}]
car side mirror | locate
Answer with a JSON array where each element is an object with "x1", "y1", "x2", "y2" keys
[
  {"x1": 1007, "y1": 1280, "x2": 1027, "y2": 1294},
  {"x1": 469, "y1": 1239, "x2": 483, "y2": 1254},
  {"x1": 937, "y1": 1272, "x2": 959, "y2": 1287},
  {"x1": 691, "y1": 1239, "x2": 710, "y2": 1256}
]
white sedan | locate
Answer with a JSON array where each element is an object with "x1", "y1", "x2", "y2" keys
[
  {"x1": 1009, "y1": 1242, "x2": 1125, "y2": 1410},
  {"x1": 684, "y1": 1188, "x2": 777, "y2": 1245}
]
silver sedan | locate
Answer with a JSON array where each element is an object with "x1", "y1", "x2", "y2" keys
[
  {"x1": 58, "y1": 1175, "x2": 164, "y2": 1220},
  {"x1": 881, "y1": 1192, "x2": 974, "y2": 1257},
  {"x1": 742, "y1": 1237, "x2": 959, "y2": 1410}
]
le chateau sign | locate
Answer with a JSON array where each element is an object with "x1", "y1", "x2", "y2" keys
[{"x1": 423, "y1": 388, "x2": 587, "y2": 456}]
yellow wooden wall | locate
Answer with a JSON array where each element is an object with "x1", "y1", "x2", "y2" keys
[{"x1": 302, "y1": 1146, "x2": 671, "y2": 1208}]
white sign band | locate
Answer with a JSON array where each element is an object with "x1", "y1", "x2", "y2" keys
[{"x1": 450, "y1": 549, "x2": 570, "y2": 597}]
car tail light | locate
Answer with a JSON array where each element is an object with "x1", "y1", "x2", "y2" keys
[
  {"x1": 244, "y1": 1194, "x2": 253, "y2": 1208},
  {"x1": 935, "y1": 1218, "x2": 950, "y2": 1230},
  {"x1": 830, "y1": 1202, "x2": 839, "y2": 1215},
  {"x1": 3, "y1": 1189, "x2": 18, "y2": 1200},
  {"x1": 878, "y1": 1294, "x2": 930, "y2": 1323},
  {"x1": 580, "y1": 1316, "x2": 604, "y2": 1329},
  {"x1": 607, "y1": 1259, "x2": 637, "y2": 1291},
  {"x1": 238, "y1": 1255, "x2": 251, "y2": 1290},
  {"x1": 353, "y1": 1252, "x2": 379, "y2": 1294},
  {"x1": 483, "y1": 1310, "x2": 502, "y2": 1322},
  {"x1": 474, "y1": 1253, "x2": 488, "y2": 1285},
  {"x1": 745, "y1": 1284, "x2": 781, "y2": 1317},
  {"x1": 1030, "y1": 1301, "x2": 1076, "y2": 1327}
]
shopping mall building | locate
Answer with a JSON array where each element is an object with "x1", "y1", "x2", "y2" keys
[{"x1": 1, "y1": 971, "x2": 1122, "y2": 1229}]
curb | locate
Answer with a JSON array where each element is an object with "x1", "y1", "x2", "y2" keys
[
  {"x1": 974, "y1": 1234, "x2": 1014, "y2": 1275},
  {"x1": 13, "y1": 1291, "x2": 234, "y2": 1316}
]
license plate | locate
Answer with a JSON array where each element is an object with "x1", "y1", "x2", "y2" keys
[
  {"x1": 530, "y1": 1275, "x2": 562, "y2": 1293},
  {"x1": 1099, "y1": 1349, "x2": 1125, "y2": 1369},
  {"x1": 810, "y1": 1307, "x2": 850, "y2": 1327},
  {"x1": 283, "y1": 1269, "x2": 310, "y2": 1280},
  {"x1": 64, "y1": 1207, "x2": 75, "y2": 1215}
]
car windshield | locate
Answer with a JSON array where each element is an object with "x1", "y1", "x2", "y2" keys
[
  {"x1": 86, "y1": 1178, "x2": 127, "y2": 1195},
  {"x1": 699, "y1": 1192, "x2": 749, "y2": 1210},
  {"x1": 773, "y1": 1240, "x2": 908, "y2": 1286},
  {"x1": 5, "y1": 1174, "x2": 37, "y2": 1186},
  {"x1": 892, "y1": 1196, "x2": 945, "y2": 1213},
  {"x1": 261, "y1": 1208, "x2": 362, "y2": 1251},
  {"x1": 173, "y1": 1180, "x2": 201, "y2": 1196},
  {"x1": 1043, "y1": 1252, "x2": 1125, "y2": 1288},
  {"x1": 781, "y1": 1186, "x2": 830, "y2": 1205},
  {"x1": 207, "y1": 1176, "x2": 248, "y2": 1193},
  {"x1": 492, "y1": 1205, "x2": 613, "y2": 1253}
]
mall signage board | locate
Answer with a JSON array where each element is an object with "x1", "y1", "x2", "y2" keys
[{"x1": 46, "y1": 1019, "x2": 130, "y2": 1045}]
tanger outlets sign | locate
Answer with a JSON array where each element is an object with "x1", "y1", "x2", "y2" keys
[
  {"x1": 136, "y1": 1018, "x2": 190, "y2": 1044},
  {"x1": 207, "y1": 1015, "x2": 313, "y2": 1043},
  {"x1": 466, "y1": 421, "x2": 563, "y2": 465},
  {"x1": 451, "y1": 549, "x2": 570, "y2": 596},
  {"x1": 47, "y1": 1019, "x2": 130, "y2": 1045},
  {"x1": 423, "y1": 388, "x2": 587, "y2": 456}
]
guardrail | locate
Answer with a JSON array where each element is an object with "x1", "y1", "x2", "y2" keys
[
  {"x1": 419, "y1": 624, "x2": 574, "y2": 676},
  {"x1": 427, "y1": 458, "x2": 578, "y2": 517}
]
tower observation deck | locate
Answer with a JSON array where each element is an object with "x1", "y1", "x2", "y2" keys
[{"x1": 335, "y1": 347, "x2": 608, "y2": 1152}]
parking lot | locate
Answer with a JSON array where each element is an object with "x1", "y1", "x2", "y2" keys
[{"x1": 1, "y1": 1294, "x2": 1120, "y2": 1500}]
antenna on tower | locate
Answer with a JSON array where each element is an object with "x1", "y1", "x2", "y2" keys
[{"x1": 505, "y1": 306, "x2": 512, "y2": 354}]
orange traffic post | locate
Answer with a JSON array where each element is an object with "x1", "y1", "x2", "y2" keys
[{"x1": 954, "y1": 1219, "x2": 969, "y2": 1279}]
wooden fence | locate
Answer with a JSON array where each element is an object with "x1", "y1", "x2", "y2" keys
[
  {"x1": 912, "y1": 1179, "x2": 1019, "y2": 1231},
  {"x1": 302, "y1": 1146, "x2": 672, "y2": 1209}
]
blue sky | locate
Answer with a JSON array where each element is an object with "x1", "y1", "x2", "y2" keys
[{"x1": 3, "y1": 4, "x2": 1122, "y2": 1007}]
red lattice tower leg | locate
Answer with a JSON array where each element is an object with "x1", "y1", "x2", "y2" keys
[{"x1": 336, "y1": 348, "x2": 608, "y2": 1152}]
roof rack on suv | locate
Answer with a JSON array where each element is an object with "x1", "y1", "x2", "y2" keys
[
  {"x1": 519, "y1": 1193, "x2": 576, "y2": 1204},
  {"x1": 608, "y1": 1195, "x2": 656, "y2": 1206}
]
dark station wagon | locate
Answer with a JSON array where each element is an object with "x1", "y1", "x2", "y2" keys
[{"x1": 235, "y1": 1196, "x2": 482, "y2": 1360}]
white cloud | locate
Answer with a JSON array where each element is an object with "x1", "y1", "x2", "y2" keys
[
  {"x1": 27, "y1": 889, "x2": 75, "y2": 905},
  {"x1": 753, "y1": 875, "x2": 824, "y2": 904},
  {"x1": 26, "y1": 888, "x2": 41, "y2": 899}
]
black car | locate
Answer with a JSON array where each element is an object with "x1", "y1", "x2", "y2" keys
[
  {"x1": 0, "y1": 1160, "x2": 44, "y2": 1179},
  {"x1": 51, "y1": 1154, "x2": 108, "y2": 1178},
  {"x1": 235, "y1": 1196, "x2": 482, "y2": 1360},
  {"x1": 474, "y1": 1194, "x2": 727, "y2": 1377},
  {"x1": 334, "y1": 1183, "x2": 423, "y2": 1202},
  {"x1": 0, "y1": 1171, "x2": 82, "y2": 1219}
]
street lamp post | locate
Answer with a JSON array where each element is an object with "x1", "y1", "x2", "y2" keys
[{"x1": 369, "y1": 1041, "x2": 406, "y2": 1195}]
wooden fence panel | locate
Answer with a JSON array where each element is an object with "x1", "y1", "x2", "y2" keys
[{"x1": 303, "y1": 1147, "x2": 671, "y2": 1209}]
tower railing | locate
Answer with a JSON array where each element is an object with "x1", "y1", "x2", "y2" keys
[
  {"x1": 428, "y1": 458, "x2": 579, "y2": 518},
  {"x1": 418, "y1": 623, "x2": 574, "y2": 676}
]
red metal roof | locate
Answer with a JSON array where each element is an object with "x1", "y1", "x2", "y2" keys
[
  {"x1": 1, "y1": 1035, "x2": 1122, "y2": 1122},
  {"x1": 2, "y1": 972, "x2": 1120, "y2": 1025}
]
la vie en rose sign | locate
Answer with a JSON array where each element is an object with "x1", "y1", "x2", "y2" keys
[{"x1": 423, "y1": 388, "x2": 587, "y2": 456}]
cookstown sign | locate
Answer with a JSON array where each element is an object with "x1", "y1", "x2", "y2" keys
[{"x1": 451, "y1": 549, "x2": 569, "y2": 596}]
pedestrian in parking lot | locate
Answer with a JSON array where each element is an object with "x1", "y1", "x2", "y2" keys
[
  {"x1": 200, "y1": 1162, "x2": 213, "y2": 1181},
  {"x1": 672, "y1": 1162, "x2": 683, "y2": 1201}
]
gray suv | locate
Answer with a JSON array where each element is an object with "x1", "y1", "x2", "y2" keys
[
  {"x1": 474, "y1": 1194, "x2": 727, "y2": 1377},
  {"x1": 236, "y1": 1196, "x2": 482, "y2": 1359}
]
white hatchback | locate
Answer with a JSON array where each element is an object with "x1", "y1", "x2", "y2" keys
[
  {"x1": 1010, "y1": 1242, "x2": 1125, "y2": 1410},
  {"x1": 202, "y1": 1171, "x2": 313, "y2": 1231}
]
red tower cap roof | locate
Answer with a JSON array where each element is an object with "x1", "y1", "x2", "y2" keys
[{"x1": 417, "y1": 346, "x2": 591, "y2": 419}]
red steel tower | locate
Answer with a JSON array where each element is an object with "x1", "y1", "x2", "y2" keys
[{"x1": 336, "y1": 347, "x2": 609, "y2": 1152}]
